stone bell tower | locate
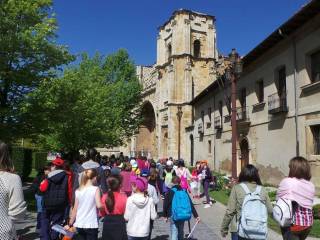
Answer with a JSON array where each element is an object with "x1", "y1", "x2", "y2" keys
[{"x1": 154, "y1": 9, "x2": 219, "y2": 161}]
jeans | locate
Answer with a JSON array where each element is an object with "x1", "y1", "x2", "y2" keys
[
  {"x1": 127, "y1": 237, "x2": 148, "y2": 240},
  {"x1": 281, "y1": 227, "x2": 311, "y2": 240},
  {"x1": 40, "y1": 209, "x2": 65, "y2": 240},
  {"x1": 76, "y1": 228, "x2": 98, "y2": 240},
  {"x1": 170, "y1": 219, "x2": 185, "y2": 240},
  {"x1": 201, "y1": 180, "x2": 210, "y2": 203},
  {"x1": 231, "y1": 232, "x2": 239, "y2": 240}
]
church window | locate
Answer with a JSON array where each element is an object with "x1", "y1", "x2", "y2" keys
[{"x1": 194, "y1": 40, "x2": 201, "y2": 58}]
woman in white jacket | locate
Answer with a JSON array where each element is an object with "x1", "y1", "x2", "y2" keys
[
  {"x1": 124, "y1": 176, "x2": 157, "y2": 240},
  {"x1": 0, "y1": 141, "x2": 27, "y2": 240}
]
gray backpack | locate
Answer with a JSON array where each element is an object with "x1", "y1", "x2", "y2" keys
[{"x1": 238, "y1": 183, "x2": 268, "y2": 240}]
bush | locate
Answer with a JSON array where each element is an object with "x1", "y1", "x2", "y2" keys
[
  {"x1": 213, "y1": 172, "x2": 230, "y2": 191},
  {"x1": 10, "y1": 147, "x2": 33, "y2": 180},
  {"x1": 268, "y1": 191, "x2": 277, "y2": 202},
  {"x1": 314, "y1": 204, "x2": 320, "y2": 220}
]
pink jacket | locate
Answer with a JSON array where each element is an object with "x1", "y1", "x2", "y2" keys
[{"x1": 277, "y1": 177, "x2": 315, "y2": 209}]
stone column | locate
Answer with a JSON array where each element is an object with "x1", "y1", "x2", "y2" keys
[
  {"x1": 207, "y1": 22, "x2": 214, "y2": 58},
  {"x1": 184, "y1": 19, "x2": 191, "y2": 55},
  {"x1": 168, "y1": 64, "x2": 174, "y2": 103},
  {"x1": 184, "y1": 58, "x2": 192, "y2": 102}
]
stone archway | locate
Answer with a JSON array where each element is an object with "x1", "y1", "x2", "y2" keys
[
  {"x1": 135, "y1": 101, "x2": 157, "y2": 158},
  {"x1": 240, "y1": 138, "x2": 249, "y2": 170}
]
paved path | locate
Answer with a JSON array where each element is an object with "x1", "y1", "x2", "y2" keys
[{"x1": 16, "y1": 195, "x2": 318, "y2": 240}]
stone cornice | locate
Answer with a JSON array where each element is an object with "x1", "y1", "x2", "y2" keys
[{"x1": 155, "y1": 54, "x2": 216, "y2": 69}]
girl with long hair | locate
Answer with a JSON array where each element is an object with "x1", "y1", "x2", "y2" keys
[
  {"x1": 277, "y1": 157, "x2": 315, "y2": 240},
  {"x1": 101, "y1": 176, "x2": 128, "y2": 240},
  {"x1": 0, "y1": 141, "x2": 26, "y2": 240},
  {"x1": 65, "y1": 169, "x2": 102, "y2": 240},
  {"x1": 221, "y1": 164, "x2": 273, "y2": 240}
]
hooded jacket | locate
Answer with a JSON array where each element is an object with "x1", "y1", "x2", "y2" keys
[
  {"x1": 41, "y1": 170, "x2": 69, "y2": 211},
  {"x1": 124, "y1": 193, "x2": 157, "y2": 237}
]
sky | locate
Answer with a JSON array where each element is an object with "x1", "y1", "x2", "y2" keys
[{"x1": 53, "y1": 0, "x2": 309, "y2": 66}]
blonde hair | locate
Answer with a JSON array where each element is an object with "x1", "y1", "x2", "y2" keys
[{"x1": 79, "y1": 169, "x2": 97, "y2": 189}]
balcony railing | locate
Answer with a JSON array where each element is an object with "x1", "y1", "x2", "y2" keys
[
  {"x1": 268, "y1": 92, "x2": 288, "y2": 114},
  {"x1": 236, "y1": 106, "x2": 250, "y2": 122},
  {"x1": 214, "y1": 116, "x2": 222, "y2": 129}
]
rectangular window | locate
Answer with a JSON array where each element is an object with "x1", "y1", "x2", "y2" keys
[
  {"x1": 311, "y1": 125, "x2": 320, "y2": 155},
  {"x1": 218, "y1": 101, "x2": 223, "y2": 117},
  {"x1": 201, "y1": 110, "x2": 204, "y2": 123},
  {"x1": 256, "y1": 80, "x2": 264, "y2": 103},
  {"x1": 240, "y1": 88, "x2": 246, "y2": 107},
  {"x1": 311, "y1": 50, "x2": 320, "y2": 83},
  {"x1": 227, "y1": 96, "x2": 231, "y2": 114},
  {"x1": 208, "y1": 140, "x2": 212, "y2": 154},
  {"x1": 278, "y1": 67, "x2": 286, "y2": 97},
  {"x1": 208, "y1": 107, "x2": 212, "y2": 121}
]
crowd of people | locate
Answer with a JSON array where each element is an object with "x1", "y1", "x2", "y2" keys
[{"x1": 0, "y1": 140, "x2": 317, "y2": 240}]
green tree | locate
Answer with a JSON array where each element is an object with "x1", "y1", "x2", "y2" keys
[
  {"x1": 23, "y1": 49, "x2": 142, "y2": 153},
  {"x1": 0, "y1": 0, "x2": 73, "y2": 142}
]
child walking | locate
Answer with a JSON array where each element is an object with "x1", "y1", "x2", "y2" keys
[
  {"x1": 163, "y1": 176, "x2": 200, "y2": 240},
  {"x1": 65, "y1": 169, "x2": 102, "y2": 240},
  {"x1": 124, "y1": 176, "x2": 157, "y2": 240},
  {"x1": 101, "y1": 176, "x2": 128, "y2": 240}
]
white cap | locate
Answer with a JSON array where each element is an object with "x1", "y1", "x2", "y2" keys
[{"x1": 130, "y1": 159, "x2": 138, "y2": 168}]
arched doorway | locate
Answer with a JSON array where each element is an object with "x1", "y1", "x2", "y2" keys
[
  {"x1": 190, "y1": 134, "x2": 194, "y2": 166},
  {"x1": 135, "y1": 102, "x2": 156, "y2": 158},
  {"x1": 240, "y1": 139, "x2": 249, "y2": 169}
]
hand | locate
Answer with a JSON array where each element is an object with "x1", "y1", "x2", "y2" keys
[
  {"x1": 196, "y1": 217, "x2": 200, "y2": 222},
  {"x1": 64, "y1": 225, "x2": 70, "y2": 230}
]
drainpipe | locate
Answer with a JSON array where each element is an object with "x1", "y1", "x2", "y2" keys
[{"x1": 293, "y1": 38, "x2": 300, "y2": 156}]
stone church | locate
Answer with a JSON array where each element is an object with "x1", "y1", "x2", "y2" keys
[{"x1": 122, "y1": 9, "x2": 219, "y2": 161}]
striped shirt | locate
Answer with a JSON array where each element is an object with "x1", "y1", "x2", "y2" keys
[{"x1": 292, "y1": 205, "x2": 313, "y2": 227}]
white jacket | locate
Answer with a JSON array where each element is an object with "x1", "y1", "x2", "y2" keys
[
  {"x1": 148, "y1": 184, "x2": 159, "y2": 205},
  {"x1": 124, "y1": 193, "x2": 157, "y2": 237}
]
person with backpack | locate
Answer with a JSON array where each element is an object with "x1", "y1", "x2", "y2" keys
[
  {"x1": 276, "y1": 157, "x2": 315, "y2": 240},
  {"x1": 163, "y1": 176, "x2": 200, "y2": 240},
  {"x1": 221, "y1": 164, "x2": 273, "y2": 240},
  {"x1": 163, "y1": 160, "x2": 176, "y2": 194},
  {"x1": 40, "y1": 157, "x2": 71, "y2": 240},
  {"x1": 64, "y1": 168, "x2": 102, "y2": 240},
  {"x1": 124, "y1": 176, "x2": 157, "y2": 240},
  {"x1": 175, "y1": 160, "x2": 192, "y2": 192},
  {"x1": 100, "y1": 176, "x2": 128, "y2": 240}
]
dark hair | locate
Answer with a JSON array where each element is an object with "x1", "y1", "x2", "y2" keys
[
  {"x1": 172, "y1": 176, "x2": 181, "y2": 185},
  {"x1": 288, "y1": 156, "x2": 311, "y2": 181},
  {"x1": 178, "y1": 160, "x2": 185, "y2": 168},
  {"x1": 106, "y1": 177, "x2": 121, "y2": 213},
  {"x1": 86, "y1": 148, "x2": 98, "y2": 162},
  {"x1": 0, "y1": 141, "x2": 14, "y2": 172},
  {"x1": 238, "y1": 164, "x2": 262, "y2": 185}
]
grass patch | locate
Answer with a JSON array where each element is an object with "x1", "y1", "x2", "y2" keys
[
  {"x1": 210, "y1": 189, "x2": 320, "y2": 238},
  {"x1": 210, "y1": 189, "x2": 229, "y2": 205}
]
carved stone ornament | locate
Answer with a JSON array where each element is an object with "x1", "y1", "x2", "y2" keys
[
  {"x1": 171, "y1": 20, "x2": 177, "y2": 27},
  {"x1": 184, "y1": 19, "x2": 191, "y2": 25},
  {"x1": 208, "y1": 24, "x2": 214, "y2": 29},
  {"x1": 167, "y1": 64, "x2": 174, "y2": 73},
  {"x1": 185, "y1": 62, "x2": 192, "y2": 71}
]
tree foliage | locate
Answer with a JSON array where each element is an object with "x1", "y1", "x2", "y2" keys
[
  {"x1": 0, "y1": 0, "x2": 73, "y2": 141},
  {"x1": 23, "y1": 49, "x2": 142, "y2": 152}
]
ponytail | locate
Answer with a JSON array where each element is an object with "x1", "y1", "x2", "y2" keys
[{"x1": 105, "y1": 176, "x2": 121, "y2": 213}]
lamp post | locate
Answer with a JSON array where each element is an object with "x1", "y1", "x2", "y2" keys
[
  {"x1": 176, "y1": 105, "x2": 183, "y2": 161},
  {"x1": 226, "y1": 49, "x2": 243, "y2": 179}
]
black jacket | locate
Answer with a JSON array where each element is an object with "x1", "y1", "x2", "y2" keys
[
  {"x1": 163, "y1": 185, "x2": 198, "y2": 219},
  {"x1": 43, "y1": 170, "x2": 68, "y2": 211}
]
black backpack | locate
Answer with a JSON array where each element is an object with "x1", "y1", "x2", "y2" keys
[{"x1": 44, "y1": 172, "x2": 68, "y2": 211}]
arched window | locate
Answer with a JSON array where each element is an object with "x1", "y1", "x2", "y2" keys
[
  {"x1": 194, "y1": 40, "x2": 200, "y2": 58},
  {"x1": 167, "y1": 44, "x2": 172, "y2": 60}
]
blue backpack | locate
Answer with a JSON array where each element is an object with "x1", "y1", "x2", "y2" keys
[{"x1": 171, "y1": 188, "x2": 192, "y2": 221}]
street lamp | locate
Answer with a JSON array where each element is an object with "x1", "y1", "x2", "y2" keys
[
  {"x1": 176, "y1": 106, "x2": 183, "y2": 161},
  {"x1": 226, "y1": 48, "x2": 243, "y2": 179}
]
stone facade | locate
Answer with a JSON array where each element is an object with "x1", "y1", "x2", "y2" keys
[
  {"x1": 190, "y1": 1, "x2": 320, "y2": 190},
  {"x1": 123, "y1": 10, "x2": 219, "y2": 160}
]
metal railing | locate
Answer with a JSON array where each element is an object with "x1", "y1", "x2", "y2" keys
[
  {"x1": 268, "y1": 92, "x2": 288, "y2": 114},
  {"x1": 236, "y1": 106, "x2": 250, "y2": 122}
]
